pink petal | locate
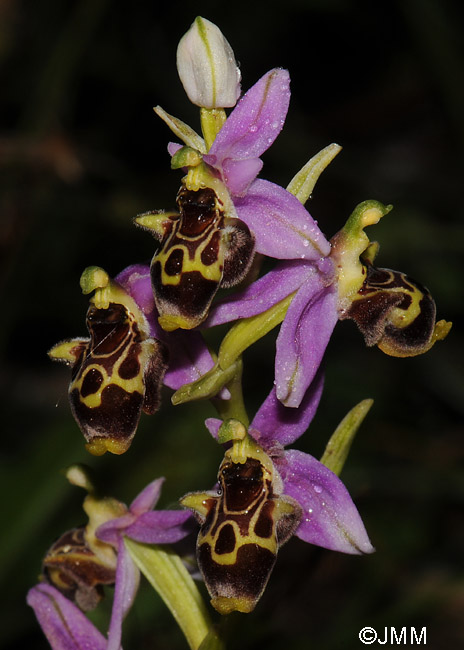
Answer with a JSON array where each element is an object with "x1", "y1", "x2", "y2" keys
[
  {"x1": 204, "y1": 69, "x2": 290, "y2": 195},
  {"x1": 234, "y1": 180, "x2": 331, "y2": 260},
  {"x1": 205, "y1": 417, "x2": 222, "y2": 440},
  {"x1": 251, "y1": 370, "x2": 324, "y2": 448},
  {"x1": 27, "y1": 584, "x2": 107, "y2": 650},
  {"x1": 129, "y1": 477, "x2": 164, "y2": 516},
  {"x1": 97, "y1": 513, "x2": 135, "y2": 546},
  {"x1": 125, "y1": 510, "x2": 193, "y2": 544},
  {"x1": 107, "y1": 540, "x2": 139, "y2": 650},
  {"x1": 280, "y1": 450, "x2": 374, "y2": 555},
  {"x1": 205, "y1": 260, "x2": 309, "y2": 327},
  {"x1": 115, "y1": 264, "x2": 155, "y2": 319},
  {"x1": 168, "y1": 141, "x2": 183, "y2": 156},
  {"x1": 275, "y1": 275, "x2": 338, "y2": 407},
  {"x1": 162, "y1": 329, "x2": 217, "y2": 390}
]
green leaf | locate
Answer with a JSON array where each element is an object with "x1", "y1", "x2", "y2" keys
[
  {"x1": 320, "y1": 399, "x2": 373, "y2": 476},
  {"x1": 125, "y1": 538, "x2": 219, "y2": 650}
]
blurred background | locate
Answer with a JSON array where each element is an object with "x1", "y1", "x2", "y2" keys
[{"x1": 1, "y1": 0, "x2": 463, "y2": 648}]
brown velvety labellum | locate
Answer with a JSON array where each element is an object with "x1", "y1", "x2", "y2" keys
[
  {"x1": 42, "y1": 527, "x2": 116, "y2": 611},
  {"x1": 57, "y1": 299, "x2": 167, "y2": 454},
  {"x1": 191, "y1": 454, "x2": 300, "y2": 614},
  {"x1": 343, "y1": 261, "x2": 438, "y2": 356},
  {"x1": 150, "y1": 183, "x2": 255, "y2": 329}
]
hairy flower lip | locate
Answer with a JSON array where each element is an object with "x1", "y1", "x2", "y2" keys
[{"x1": 205, "y1": 385, "x2": 374, "y2": 556}]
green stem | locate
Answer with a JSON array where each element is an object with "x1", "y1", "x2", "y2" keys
[
  {"x1": 200, "y1": 108, "x2": 226, "y2": 150},
  {"x1": 218, "y1": 292, "x2": 295, "y2": 370},
  {"x1": 125, "y1": 538, "x2": 222, "y2": 650},
  {"x1": 171, "y1": 360, "x2": 239, "y2": 406},
  {"x1": 212, "y1": 357, "x2": 249, "y2": 427}
]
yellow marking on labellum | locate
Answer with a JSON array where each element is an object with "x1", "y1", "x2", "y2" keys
[
  {"x1": 148, "y1": 174, "x2": 255, "y2": 330},
  {"x1": 184, "y1": 163, "x2": 236, "y2": 217},
  {"x1": 85, "y1": 437, "x2": 128, "y2": 456},
  {"x1": 157, "y1": 242, "x2": 224, "y2": 287},
  {"x1": 343, "y1": 260, "x2": 452, "y2": 357},
  {"x1": 157, "y1": 314, "x2": 194, "y2": 332},
  {"x1": 49, "y1": 267, "x2": 167, "y2": 455},
  {"x1": 71, "y1": 338, "x2": 157, "y2": 409},
  {"x1": 181, "y1": 420, "x2": 302, "y2": 614}
]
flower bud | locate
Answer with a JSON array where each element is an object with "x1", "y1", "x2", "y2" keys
[{"x1": 177, "y1": 17, "x2": 241, "y2": 108}]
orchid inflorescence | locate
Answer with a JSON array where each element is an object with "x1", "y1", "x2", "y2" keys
[{"x1": 28, "y1": 16, "x2": 451, "y2": 650}]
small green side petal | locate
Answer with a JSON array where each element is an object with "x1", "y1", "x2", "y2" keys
[
  {"x1": 320, "y1": 399, "x2": 374, "y2": 476},
  {"x1": 287, "y1": 143, "x2": 342, "y2": 204},
  {"x1": 154, "y1": 105, "x2": 206, "y2": 153},
  {"x1": 134, "y1": 211, "x2": 178, "y2": 238}
]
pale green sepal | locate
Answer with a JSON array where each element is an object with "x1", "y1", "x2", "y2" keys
[
  {"x1": 218, "y1": 293, "x2": 295, "y2": 370},
  {"x1": 134, "y1": 211, "x2": 178, "y2": 238},
  {"x1": 320, "y1": 399, "x2": 374, "y2": 476},
  {"x1": 287, "y1": 143, "x2": 342, "y2": 205},
  {"x1": 171, "y1": 360, "x2": 239, "y2": 405},
  {"x1": 154, "y1": 105, "x2": 206, "y2": 153},
  {"x1": 125, "y1": 538, "x2": 216, "y2": 650}
]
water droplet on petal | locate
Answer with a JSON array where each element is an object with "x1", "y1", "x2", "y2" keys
[{"x1": 313, "y1": 484, "x2": 323, "y2": 494}]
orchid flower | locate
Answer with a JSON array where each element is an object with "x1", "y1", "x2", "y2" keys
[
  {"x1": 181, "y1": 383, "x2": 373, "y2": 614},
  {"x1": 206, "y1": 200, "x2": 452, "y2": 408},
  {"x1": 96, "y1": 478, "x2": 192, "y2": 650},
  {"x1": 28, "y1": 467, "x2": 192, "y2": 650},
  {"x1": 209, "y1": 385, "x2": 374, "y2": 554},
  {"x1": 49, "y1": 264, "x2": 222, "y2": 455},
  {"x1": 165, "y1": 66, "x2": 331, "y2": 263},
  {"x1": 137, "y1": 19, "x2": 330, "y2": 332}
]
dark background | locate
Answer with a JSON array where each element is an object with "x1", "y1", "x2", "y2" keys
[{"x1": 1, "y1": 1, "x2": 463, "y2": 648}]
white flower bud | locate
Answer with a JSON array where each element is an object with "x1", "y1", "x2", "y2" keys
[{"x1": 177, "y1": 17, "x2": 241, "y2": 108}]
